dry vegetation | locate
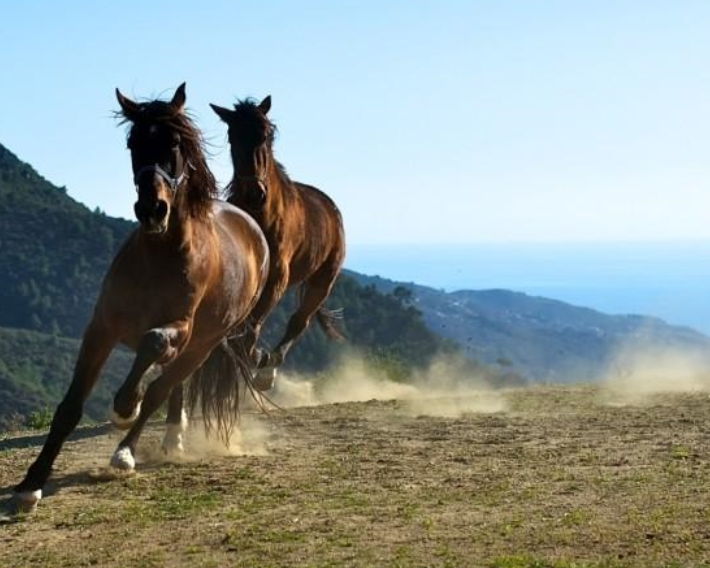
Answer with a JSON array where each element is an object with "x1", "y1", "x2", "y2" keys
[{"x1": 2, "y1": 381, "x2": 710, "y2": 568}]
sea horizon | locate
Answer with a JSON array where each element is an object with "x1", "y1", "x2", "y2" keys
[{"x1": 345, "y1": 240, "x2": 710, "y2": 335}]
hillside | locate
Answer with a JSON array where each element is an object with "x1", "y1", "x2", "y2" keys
[
  {"x1": 0, "y1": 144, "x2": 135, "y2": 336},
  {"x1": 0, "y1": 327, "x2": 133, "y2": 428},
  {"x1": 347, "y1": 271, "x2": 710, "y2": 381}
]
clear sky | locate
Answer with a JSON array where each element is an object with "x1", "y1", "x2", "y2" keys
[{"x1": 2, "y1": 1, "x2": 710, "y2": 245}]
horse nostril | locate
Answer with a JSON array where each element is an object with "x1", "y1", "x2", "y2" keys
[{"x1": 155, "y1": 200, "x2": 169, "y2": 221}]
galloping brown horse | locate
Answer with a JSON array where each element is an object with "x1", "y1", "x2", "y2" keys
[
  {"x1": 14, "y1": 84, "x2": 269, "y2": 512},
  {"x1": 211, "y1": 96, "x2": 346, "y2": 388}
]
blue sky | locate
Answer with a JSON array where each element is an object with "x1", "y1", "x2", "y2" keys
[{"x1": 2, "y1": 1, "x2": 710, "y2": 244}]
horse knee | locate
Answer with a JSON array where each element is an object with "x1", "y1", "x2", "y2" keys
[{"x1": 141, "y1": 328, "x2": 172, "y2": 362}]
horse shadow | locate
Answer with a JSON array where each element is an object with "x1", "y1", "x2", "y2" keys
[{"x1": 0, "y1": 422, "x2": 171, "y2": 519}]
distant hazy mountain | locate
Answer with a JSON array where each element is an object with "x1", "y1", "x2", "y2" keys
[{"x1": 346, "y1": 271, "x2": 710, "y2": 381}]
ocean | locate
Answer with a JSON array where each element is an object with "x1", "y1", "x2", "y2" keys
[{"x1": 345, "y1": 242, "x2": 710, "y2": 335}]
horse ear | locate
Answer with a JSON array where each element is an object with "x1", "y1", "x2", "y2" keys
[
  {"x1": 210, "y1": 103, "x2": 234, "y2": 123},
  {"x1": 116, "y1": 88, "x2": 141, "y2": 120},
  {"x1": 171, "y1": 82, "x2": 187, "y2": 112},
  {"x1": 258, "y1": 95, "x2": 272, "y2": 115}
]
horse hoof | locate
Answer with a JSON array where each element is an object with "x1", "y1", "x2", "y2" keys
[
  {"x1": 109, "y1": 401, "x2": 142, "y2": 430},
  {"x1": 110, "y1": 447, "x2": 136, "y2": 471},
  {"x1": 12, "y1": 489, "x2": 42, "y2": 514},
  {"x1": 162, "y1": 437, "x2": 185, "y2": 456},
  {"x1": 253, "y1": 367, "x2": 277, "y2": 392}
]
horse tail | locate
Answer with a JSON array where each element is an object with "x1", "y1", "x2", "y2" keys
[
  {"x1": 316, "y1": 307, "x2": 346, "y2": 341},
  {"x1": 187, "y1": 332, "x2": 253, "y2": 446}
]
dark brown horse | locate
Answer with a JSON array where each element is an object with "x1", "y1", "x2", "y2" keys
[
  {"x1": 210, "y1": 96, "x2": 346, "y2": 388},
  {"x1": 13, "y1": 84, "x2": 269, "y2": 512}
]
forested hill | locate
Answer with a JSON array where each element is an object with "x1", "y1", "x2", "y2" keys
[{"x1": 0, "y1": 143, "x2": 134, "y2": 336}]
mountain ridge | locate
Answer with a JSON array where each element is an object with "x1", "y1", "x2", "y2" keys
[{"x1": 345, "y1": 270, "x2": 710, "y2": 381}]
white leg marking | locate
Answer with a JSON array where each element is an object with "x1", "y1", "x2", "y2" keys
[
  {"x1": 109, "y1": 400, "x2": 142, "y2": 430},
  {"x1": 13, "y1": 489, "x2": 42, "y2": 513},
  {"x1": 162, "y1": 424, "x2": 186, "y2": 455},
  {"x1": 110, "y1": 446, "x2": 136, "y2": 471},
  {"x1": 162, "y1": 408, "x2": 188, "y2": 455}
]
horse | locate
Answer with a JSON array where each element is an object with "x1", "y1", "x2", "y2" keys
[
  {"x1": 13, "y1": 84, "x2": 269, "y2": 512},
  {"x1": 210, "y1": 96, "x2": 346, "y2": 389}
]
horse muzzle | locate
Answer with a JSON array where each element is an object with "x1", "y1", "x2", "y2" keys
[{"x1": 134, "y1": 199, "x2": 170, "y2": 234}]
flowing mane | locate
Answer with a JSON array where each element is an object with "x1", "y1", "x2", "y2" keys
[{"x1": 119, "y1": 100, "x2": 218, "y2": 219}]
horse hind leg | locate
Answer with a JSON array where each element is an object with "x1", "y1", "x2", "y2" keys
[
  {"x1": 256, "y1": 263, "x2": 341, "y2": 390},
  {"x1": 161, "y1": 385, "x2": 188, "y2": 456}
]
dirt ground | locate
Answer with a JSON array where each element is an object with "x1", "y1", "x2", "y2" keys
[{"x1": 1, "y1": 385, "x2": 710, "y2": 568}]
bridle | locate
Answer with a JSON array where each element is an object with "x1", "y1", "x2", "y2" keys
[{"x1": 134, "y1": 162, "x2": 194, "y2": 194}]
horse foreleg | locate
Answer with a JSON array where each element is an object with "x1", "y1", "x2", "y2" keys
[
  {"x1": 161, "y1": 385, "x2": 187, "y2": 455},
  {"x1": 111, "y1": 321, "x2": 191, "y2": 429},
  {"x1": 110, "y1": 349, "x2": 208, "y2": 471},
  {"x1": 14, "y1": 320, "x2": 116, "y2": 512},
  {"x1": 246, "y1": 266, "x2": 290, "y2": 367}
]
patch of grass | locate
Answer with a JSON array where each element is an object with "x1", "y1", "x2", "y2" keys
[
  {"x1": 490, "y1": 557, "x2": 632, "y2": 568},
  {"x1": 388, "y1": 545, "x2": 415, "y2": 568},
  {"x1": 116, "y1": 487, "x2": 222, "y2": 525},
  {"x1": 498, "y1": 515, "x2": 523, "y2": 538},
  {"x1": 24, "y1": 407, "x2": 53, "y2": 430},
  {"x1": 560, "y1": 509, "x2": 588, "y2": 527},
  {"x1": 396, "y1": 501, "x2": 420, "y2": 521},
  {"x1": 670, "y1": 445, "x2": 692, "y2": 460}
]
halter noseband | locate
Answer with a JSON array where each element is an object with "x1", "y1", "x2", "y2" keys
[{"x1": 134, "y1": 162, "x2": 193, "y2": 193}]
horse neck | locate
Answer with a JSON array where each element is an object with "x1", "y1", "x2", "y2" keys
[
  {"x1": 162, "y1": 190, "x2": 203, "y2": 249},
  {"x1": 262, "y1": 158, "x2": 294, "y2": 224}
]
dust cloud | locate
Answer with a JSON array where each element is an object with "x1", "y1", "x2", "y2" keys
[
  {"x1": 265, "y1": 353, "x2": 508, "y2": 418},
  {"x1": 183, "y1": 415, "x2": 272, "y2": 457},
  {"x1": 600, "y1": 342, "x2": 710, "y2": 405}
]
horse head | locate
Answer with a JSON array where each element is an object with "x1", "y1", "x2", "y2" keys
[
  {"x1": 116, "y1": 83, "x2": 198, "y2": 235},
  {"x1": 210, "y1": 96, "x2": 273, "y2": 213}
]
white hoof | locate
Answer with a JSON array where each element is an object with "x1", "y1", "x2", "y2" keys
[
  {"x1": 109, "y1": 401, "x2": 142, "y2": 430},
  {"x1": 110, "y1": 447, "x2": 136, "y2": 471},
  {"x1": 13, "y1": 489, "x2": 42, "y2": 514}
]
